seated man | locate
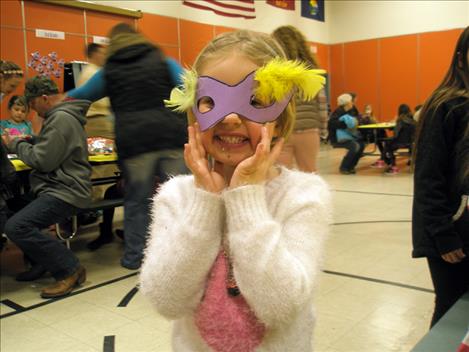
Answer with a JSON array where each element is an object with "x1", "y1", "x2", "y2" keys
[
  {"x1": 4, "y1": 76, "x2": 91, "y2": 298},
  {"x1": 328, "y1": 93, "x2": 365, "y2": 174}
]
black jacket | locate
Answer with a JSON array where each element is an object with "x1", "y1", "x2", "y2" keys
[
  {"x1": 105, "y1": 43, "x2": 187, "y2": 160},
  {"x1": 412, "y1": 97, "x2": 469, "y2": 258},
  {"x1": 0, "y1": 142, "x2": 16, "y2": 203}
]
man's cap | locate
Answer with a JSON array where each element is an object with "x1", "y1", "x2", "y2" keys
[{"x1": 24, "y1": 76, "x2": 59, "y2": 103}]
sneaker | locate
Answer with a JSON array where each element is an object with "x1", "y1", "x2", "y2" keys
[
  {"x1": 339, "y1": 168, "x2": 355, "y2": 175},
  {"x1": 370, "y1": 160, "x2": 385, "y2": 168},
  {"x1": 384, "y1": 166, "x2": 399, "y2": 175},
  {"x1": 120, "y1": 258, "x2": 141, "y2": 270}
]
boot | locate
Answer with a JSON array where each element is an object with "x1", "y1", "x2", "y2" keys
[
  {"x1": 87, "y1": 223, "x2": 113, "y2": 251},
  {"x1": 40, "y1": 266, "x2": 86, "y2": 299}
]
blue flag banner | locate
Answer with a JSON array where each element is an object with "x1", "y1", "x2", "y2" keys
[{"x1": 301, "y1": 0, "x2": 325, "y2": 22}]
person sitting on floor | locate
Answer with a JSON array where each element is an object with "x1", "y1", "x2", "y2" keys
[
  {"x1": 4, "y1": 76, "x2": 91, "y2": 298},
  {"x1": 328, "y1": 93, "x2": 365, "y2": 174},
  {"x1": 382, "y1": 103, "x2": 417, "y2": 175}
]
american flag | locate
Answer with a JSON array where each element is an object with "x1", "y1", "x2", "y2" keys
[{"x1": 182, "y1": 0, "x2": 256, "y2": 19}]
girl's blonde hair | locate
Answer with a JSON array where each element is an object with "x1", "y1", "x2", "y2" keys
[{"x1": 189, "y1": 30, "x2": 296, "y2": 140}]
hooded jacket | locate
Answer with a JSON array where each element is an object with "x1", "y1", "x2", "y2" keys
[
  {"x1": 11, "y1": 100, "x2": 92, "y2": 209},
  {"x1": 104, "y1": 33, "x2": 187, "y2": 160},
  {"x1": 412, "y1": 96, "x2": 469, "y2": 258}
]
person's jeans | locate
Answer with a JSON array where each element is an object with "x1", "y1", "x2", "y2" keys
[
  {"x1": 4, "y1": 194, "x2": 81, "y2": 280},
  {"x1": 119, "y1": 149, "x2": 189, "y2": 267},
  {"x1": 335, "y1": 139, "x2": 365, "y2": 171}
]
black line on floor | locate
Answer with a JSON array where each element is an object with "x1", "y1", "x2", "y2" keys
[
  {"x1": 332, "y1": 220, "x2": 411, "y2": 226},
  {"x1": 0, "y1": 299, "x2": 25, "y2": 312},
  {"x1": 323, "y1": 270, "x2": 434, "y2": 293},
  {"x1": 117, "y1": 286, "x2": 138, "y2": 307},
  {"x1": 103, "y1": 335, "x2": 115, "y2": 352},
  {"x1": 0, "y1": 272, "x2": 139, "y2": 319},
  {"x1": 333, "y1": 189, "x2": 413, "y2": 197}
]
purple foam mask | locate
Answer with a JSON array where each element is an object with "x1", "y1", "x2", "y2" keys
[{"x1": 193, "y1": 71, "x2": 292, "y2": 131}]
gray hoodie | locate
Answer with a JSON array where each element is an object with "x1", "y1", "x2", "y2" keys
[{"x1": 12, "y1": 100, "x2": 92, "y2": 208}]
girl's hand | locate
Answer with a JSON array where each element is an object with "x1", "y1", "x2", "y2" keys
[
  {"x1": 230, "y1": 126, "x2": 284, "y2": 188},
  {"x1": 441, "y1": 248, "x2": 466, "y2": 263},
  {"x1": 184, "y1": 123, "x2": 225, "y2": 193},
  {"x1": 2, "y1": 132, "x2": 16, "y2": 146}
]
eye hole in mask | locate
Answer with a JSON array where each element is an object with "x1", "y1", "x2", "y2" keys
[
  {"x1": 197, "y1": 96, "x2": 215, "y2": 114},
  {"x1": 250, "y1": 95, "x2": 273, "y2": 109}
]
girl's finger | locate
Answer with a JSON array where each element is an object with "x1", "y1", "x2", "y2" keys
[
  {"x1": 269, "y1": 137, "x2": 285, "y2": 164},
  {"x1": 194, "y1": 122, "x2": 206, "y2": 157},
  {"x1": 249, "y1": 139, "x2": 265, "y2": 168},
  {"x1": 183, "y1": 143, "x2": 195, "y2": 173},
  {"x1": 188, "y1": 125, "x2": 202, "y2": 162},
  {"x1": 261, "y1": 126, "x2": 271, "y2": 154}
]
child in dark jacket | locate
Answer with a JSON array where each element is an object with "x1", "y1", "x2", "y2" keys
[{"x1": 382, "y1": 104, "x2": 416, "y2": 175}]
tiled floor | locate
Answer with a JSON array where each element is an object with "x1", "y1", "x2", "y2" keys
[{"x1": 0, "y1": 145, "x2": 434, "y2": 352}]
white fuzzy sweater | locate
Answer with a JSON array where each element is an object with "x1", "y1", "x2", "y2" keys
[{"x1": 139, "y1": 167, "x2": 331, "y2": 351}]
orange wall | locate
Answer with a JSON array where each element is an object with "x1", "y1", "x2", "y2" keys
[{"x1": 329, "y1": 28, "x2": 463, "y2": 121}]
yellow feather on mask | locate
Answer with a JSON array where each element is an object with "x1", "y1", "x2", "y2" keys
[
  {"x1": 164, "y1": 68, "x2": 198, "y2": 112},
  {"x1": 254, "y1": 58, "x2": 326, "y2": 104}
]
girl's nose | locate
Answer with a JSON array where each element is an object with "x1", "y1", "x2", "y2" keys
[{"x1": 221, "y1": 113, "x2": 242, "y2": 125}]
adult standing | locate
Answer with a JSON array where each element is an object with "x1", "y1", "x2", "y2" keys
[
  {"x1": 272, "y1": 26, "x2": 327, "y2": 173},
  {"x1": 77, "y1": 43, "x2": 114, "y2": 140},
  {"x1": 412, "y1": 27, "x2": 469, "y2": 327},
  {"x1": 0, "y1": 61, "x2": 23, "y2": 250},
  {"x1": 1, "y1": 60, "x2": 23, "y2": 102},
  {"x1": 68, "y1": 23, "x2": 188, "y2": 269}
]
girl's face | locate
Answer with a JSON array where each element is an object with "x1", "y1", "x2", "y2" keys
[
  {"x1": 1, "y1": 76, "x2": 22, "y2": 96},
  {"x1": 198, "y1": 54, "x2": 278, "y2": 167},
  {"x1": 9, "y1": 103, "x2": 27, "y2": 123}
]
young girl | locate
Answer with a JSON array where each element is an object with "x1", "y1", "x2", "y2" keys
[
  {"x1": 1, "y1": 60, "x2": 23, "y2": 102},
  {"x1": 139, "y1": 30, "x2": 331, "y2": 351},
  {"x1": 412, "y1": 27, "x2": 468, "y2": 328},
  {"x1": 1, "y1": 95, "x2": 32, "y2": 145}
]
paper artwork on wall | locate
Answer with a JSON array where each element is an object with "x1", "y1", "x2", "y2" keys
[
  {"x1": 301, "y1": 0, "x2": 325, "y2": 22},
  {"x1": 28, "y1": 51, "x2": 64, "y2": 78}
]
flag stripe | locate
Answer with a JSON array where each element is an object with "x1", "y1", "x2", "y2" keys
[
  {"x1": 183, "y1": 0, "x2": 256, "y2": 19},
  {"x1": 205, "y1": 0, "x2": 255, "y2": 12}
]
